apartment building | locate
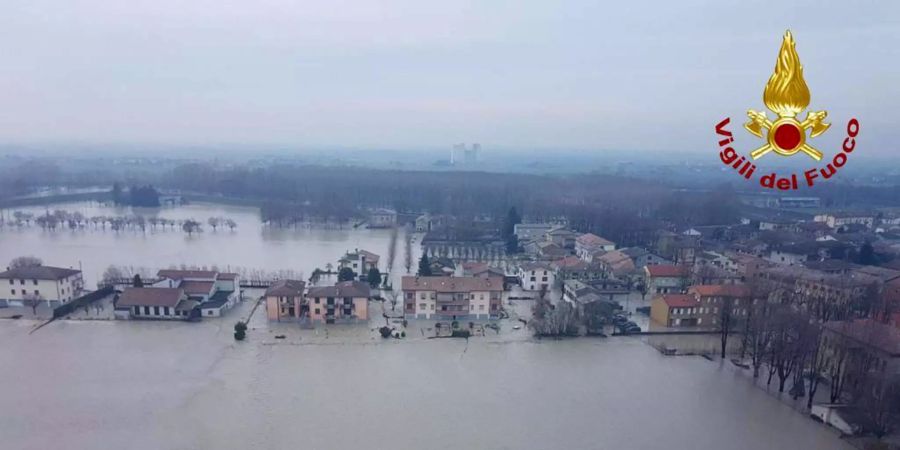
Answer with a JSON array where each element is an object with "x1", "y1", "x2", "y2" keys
[{"x1": 403, "y1": 276, "x2": 503, "y2": 320}]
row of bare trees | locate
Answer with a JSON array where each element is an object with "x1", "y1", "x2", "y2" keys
[
  {"x1": 1, "y1": 210, "x2": 237, "y2": 235},
  {"x1": 735, "y1": 277, "x2": 900, "y2": 437},
  {"x1": 100, "y1": 264, "x2": 303, "y2": 287}
]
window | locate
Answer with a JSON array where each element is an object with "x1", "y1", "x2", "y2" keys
[
  {"x1": 154, "y1": 306, "x2": 160, "y2": 315},
  {"x1": 207, "y1": 311, "x2": 213, "y2": 316},
  {"x1": 19, "y1": 279, "x2": 24, "y2": 285},
  {"x1": 315, "y1": 298, "x2": 320, "y2": 304},
  {"x1": 420, "y1": 293, "x2": 425, "y2": 300},
  {"x1": 32, "y1": 279, "x2": 38, "y2": 285},
  {"x1": 479, "y1": 304, "x2": 485, "y2": 311},
  {"x1": 315, "y1": 308, "x2": 320, "y2": 314},
  {"x1": 419, "y1": 303, "x2": 426, "y2": 309},
  {"x1": 10, "y1": 289, "x2": 15, "y2": 295},
  {"x1": 34, "y1": 290, "x2": 39, "y2": 295},
  {"x1": 163, "y1": 307, "x2": 170, "y2": 315}
]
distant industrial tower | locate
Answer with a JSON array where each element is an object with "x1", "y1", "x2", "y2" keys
[{"x1": 451, "y1": 143, "x2": 481, "y2": 165}]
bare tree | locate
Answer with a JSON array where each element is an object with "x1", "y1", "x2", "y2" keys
[
  {"x1": 386, "y1": 226, "x2": 399, "y2": 273},
  {"x1": 22, "y1": 293, "x2": 44, "y2": 315},
  {"x1": 207, "y1": 217, "x2": 220, "y2": 231},
  {"x1": 403, "y1": 229, "x2": 413, "y2": 274},
  {"x1": 101, "y1": 265, "x2": 126, "y2": 287},
  {"x1": 853, "y1": 374, "x2": 900, "y2": 438},
  {"x1": 182, "y1": 219, "x2": 201, "y2": 236},
  {"x1": 9, "y1": 256, "x2": 42, "y2": 269},
  {"x1": 225, "y1": 218, "x2": 237, "y2": 231}
]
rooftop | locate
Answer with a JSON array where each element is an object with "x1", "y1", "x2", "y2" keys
[
  {"x1": 181, "y1": 280, "x2": 216, "y2": 296},
  {"x1": 265, "y1": 280, "x2": 306, "y2": 297},
  {"x1": 660, "y1": 294, "x2": 698, "y2": 308},
  {"x1": 689, "y1": 284, "x2": 751, "y2": 298},
  {"x1": 401, "y1": 276, "x2": 503, "y2": 292},
  {"x1": 646, "y1": 265, "x2": 688, "y2": 278},
  {"x1": 576, "y1": 233, "x2": 614, "y2": 247},
  {"x1": 308, "y1": 281, "x2": 371, "y2": 298},
  {"x1": 157, "y1": 269, "x2": 218, "y2": 280},
  {"x1": 0, "y1": 265, "x2": 81, "y2": 281},
  {"x1": 117, "y1": 287, "x2": 184, "y2": 308}
]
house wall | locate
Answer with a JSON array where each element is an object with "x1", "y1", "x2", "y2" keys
[
  {"x1": 1, "y1": 273, "x2": 83, "y2": 306},
  {"x1": 519, "y1": 268, "x2": 552, "y2": 291},
  {"x1": 649, "y1": 298, "x2": 670, "y2": 326},
  {"x1": 468, "y1": 290, "x2": 492, "y2": 319},
  {"x1": 130, "y1": 304, "x2": 183, "y2": 320},
  {"x1": 648, "y1": 276, "x2": 685, "y2": 294},
  {"x1": 265, "y1": 295, "x2": 302, "y2": 321}
]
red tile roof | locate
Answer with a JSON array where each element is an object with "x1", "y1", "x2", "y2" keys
[
  {"x1": 180, "y1": 280, "x2": 215, "y2": 296},
  {"x1": 576, "y1": 233, "x2": 614, "y2": 247},
  {"x1": 661, "y1": 294, "x2": 698, "y2": 308},
  {"x1": 646, "y1": 265, "x2": 688, "y2": 278},
  {"x1": 689, "y1": 284, "x2": 751, "y2": 298}
]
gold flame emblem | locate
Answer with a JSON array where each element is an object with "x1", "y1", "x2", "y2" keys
[{"x1": 745, "y1": 30, "x2": 829, "y2": 161}]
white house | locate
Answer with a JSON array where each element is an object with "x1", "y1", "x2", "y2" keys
[
  {"x1": 517, "y1": 262, "x2": 554, "y2": 291},
  {"x1": 150, "y1": 269, "x2": 241, "y2": 317},
  {"x1": 368, "y1": 208, "x2": 397, "y2": 228},
  {"x1": 115, "y1": 287, "x2": 193, "y2": 320},
  {"x1": 0, "y1": 265, "x2": 84, "y2": 308},
  {"x1": 338, "y1": 249, "x2": 380, "y2": 275}
]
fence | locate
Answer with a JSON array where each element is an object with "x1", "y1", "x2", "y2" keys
[{"x1": 53, "y1": 286, "x2": 115, "y2": 319}]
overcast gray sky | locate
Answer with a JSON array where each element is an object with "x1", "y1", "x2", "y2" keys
[{"x1": 1, "y1": 0, "x2": 897, "y2": 153}]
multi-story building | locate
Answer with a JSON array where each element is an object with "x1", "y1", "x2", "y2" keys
[
  {"x1": 0, "y1": 265, "x2": 84, "y2": 308},
  {"x1": 821, "y1": 320, "x2": 900, "y2": 387},
  {"x1": 650, "y1": 294, "x2": 701, "y2": 327},
  {"x1": 513, "y1": 223, "x2": 557, "y2": 242},
  {"x1": 688, "y1": 284, "x2": 752, "y2": 326},
  {"x1": 265, "y1": 280, "x2": 307, "y2": 321},
  {"x1": 518, "y1": 262, "x2": 553, "y2": 291},
  {"x1": 814, "y1": 213, "x2": 875, "y2": 229},
  {"x1": 644, "y1": 265, "x2": 689, "y2": 294},
  {"x1": 552, "y1": 256, "x2": 605, "y2": 282},
  {"x1": 338, "y1": 249, "x2": 380, "y2": 275},
  {"x1": 307, "y1": 281, "x2": 370, "y2": 324},
  {"x1": 403, "y1": 276, "x2": 503, "y2": 320}
]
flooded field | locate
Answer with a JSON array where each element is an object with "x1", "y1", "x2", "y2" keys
[{"x1": 0, "y1": 202, "x2": 422, "y2": 288}]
